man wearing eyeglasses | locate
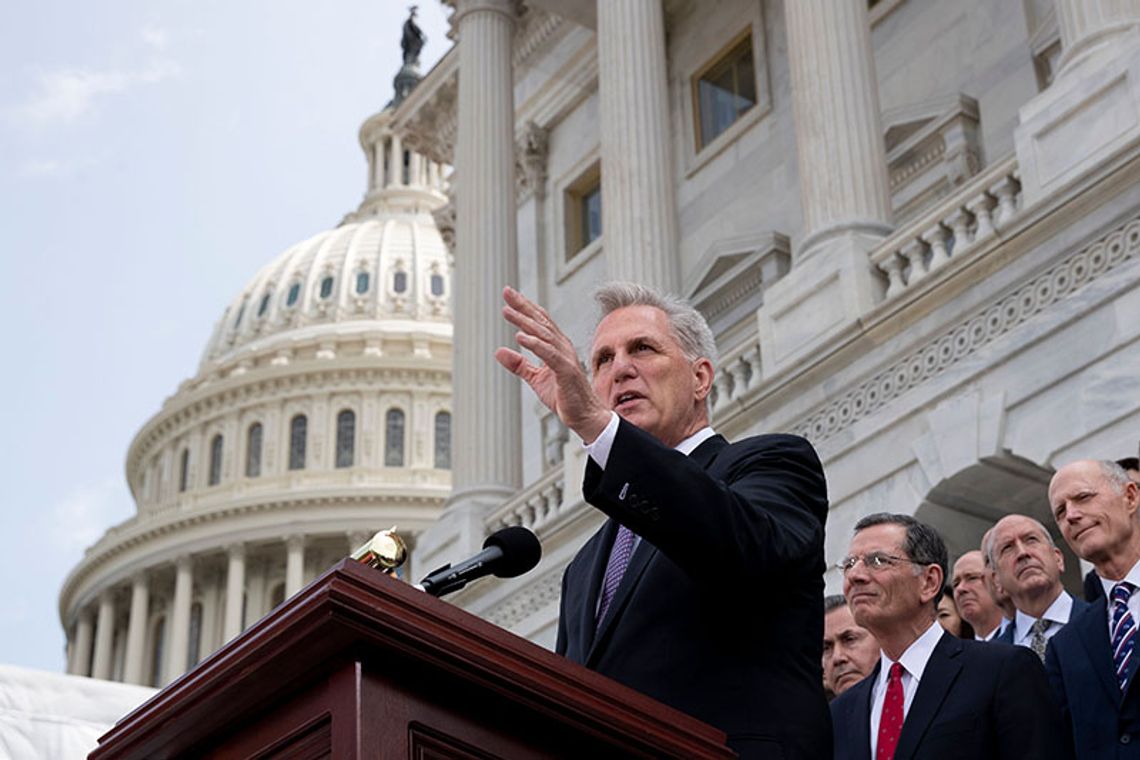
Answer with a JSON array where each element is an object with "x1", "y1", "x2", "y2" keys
[{"x1": 830, "y1": 513, "x2": 1066, "y2": 760}]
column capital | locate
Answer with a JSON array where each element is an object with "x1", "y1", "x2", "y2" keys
[
  {"x1": 451, "y1": 0, "x2": 522, "y2": 25},
  {"x1": 225, "y1": 542, "x2": 246, "y2": 559}
]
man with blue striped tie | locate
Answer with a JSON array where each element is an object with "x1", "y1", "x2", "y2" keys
[{"x1": 1046, "y1": 459, "x2": 1140, "y2": 758}]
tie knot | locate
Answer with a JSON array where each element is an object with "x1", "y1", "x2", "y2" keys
[
  {"x1": 888, "y1": 662, "x2": 904, "y2": 681},
  {"x1": 1032, "y1": 618, "x2": 1051, "y2": 635},
  {"x1": 1114, "y1": 582, "x2": 1135, "y2": 604}
]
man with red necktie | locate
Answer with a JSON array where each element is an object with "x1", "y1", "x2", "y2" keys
[{"x1": 829, "y1": 513, "x2": 1066, "y2": 760}]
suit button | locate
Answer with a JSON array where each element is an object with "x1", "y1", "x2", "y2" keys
[{"x1": 1122, "y1": 734, "x2": 1132, "y2": 745}]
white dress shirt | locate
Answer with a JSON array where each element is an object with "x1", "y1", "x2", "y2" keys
[
  {"x1": 1098, "y1": 559, "x2": 1140, "y2": 636},
  {"x1": 1012, "y1": 590, "x2": 1074, "y2": 648},
  {"x1": 583, "y1": 410, "x2": 716, "y2": 468},
  {"x1": 868, "y1": 621, "x2": 946, "y2": 758}
]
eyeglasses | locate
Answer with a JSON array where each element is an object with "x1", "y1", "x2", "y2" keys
[{"x1": 835, "y1": 552, "x2": 923, "y2": 574}]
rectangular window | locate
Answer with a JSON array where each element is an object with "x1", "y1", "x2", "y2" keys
[
  {"x1": 565, "y1": 162, "x2": 602, "y2": 262},
  {"x1": 693, "y1": 33, "x2": 756, "y2": 150}
]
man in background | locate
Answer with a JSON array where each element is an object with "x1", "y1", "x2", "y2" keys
[
  {"x1": 823, "y1": 594, "x2": 880, "y2": 698},
  {"x1": 951, "y1": 550, "x2": 1005, "y2": 640}
]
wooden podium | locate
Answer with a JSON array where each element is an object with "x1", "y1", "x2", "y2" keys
[{"x1": 91, "y1": 560, "x2": 734, "y2": 759}]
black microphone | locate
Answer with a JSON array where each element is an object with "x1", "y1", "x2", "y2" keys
[{"x1": 419, "y1": 526, "x2": 542, "y2": 597}]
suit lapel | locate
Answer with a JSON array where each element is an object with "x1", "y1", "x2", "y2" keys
[
  {"x1": 1074, "y1": 596, "x2": 1124, "y2": 704},
  {"x1": 587, "y1": 535, "x2": 657, "y2": 665},
  {"x1": 894, "y1": 633, "x2": 962, "y2": 760},
  {"x1": 584, "y1": 435, "x2": 726, "y2": 665}
]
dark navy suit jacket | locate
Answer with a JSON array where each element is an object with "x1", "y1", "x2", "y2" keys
[
  {"x1": 830, "y1": 632, "x2": 1067, "y2": 760},
  {"x1": 556, "y1": 419, "x2": 830, "y2": 759},
  {"x1": 1047, "y1": 594, "x2": 1140, "y2": 758}
]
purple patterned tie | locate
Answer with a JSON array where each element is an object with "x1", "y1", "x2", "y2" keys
[
  {"x1": 596, "y1": 525, "x2": 635, "y2": 630},
  {"x1": 1112, "y1": 582, "x2": 1137, "y2": 691}
]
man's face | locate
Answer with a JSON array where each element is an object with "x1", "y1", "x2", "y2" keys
[
  {"x1": 823, "y1": 604, "x2": 880, "y2": 696},
  {"x1": 590, "y1": 305, "x2": 711, "y2": 448},
  {"x1": 989, "y1": 515, "x2": 1064, "y2": 606},
  {"x1": 843, "y1": 523, "x2": 939, "y2": 636},
  {"x1": 1050, "y1": 461, "x2": 1140, "y2": 564},
  {"x1": 952, "y1": 551, "x2": 1001, "y2": 629}
]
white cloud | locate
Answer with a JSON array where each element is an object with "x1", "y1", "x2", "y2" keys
[
  {"x1": 46, "y1": 478, "x2": 133, "y2": 557},
  {"x1": 141, "y1": 25, "x2": 169, "y2": 51},
  {"x1": 8, "y1": 60, "x2": 181, "y2": 127}
]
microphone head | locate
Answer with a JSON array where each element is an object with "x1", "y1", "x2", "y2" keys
[{"x1": 483, "y1": 526, "x2": 542, "y2": 578}]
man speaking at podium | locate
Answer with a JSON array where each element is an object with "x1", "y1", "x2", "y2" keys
[{"x1": 496, "y1": 282, "x2": 830, "y2": 759}]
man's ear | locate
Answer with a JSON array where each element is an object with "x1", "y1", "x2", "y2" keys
[
  {"x1": 693, "y1": 357, "x2": 714, "y2": 401},
  {"x1": 919, "y1": 563, "x2": 944, "y2": 606}
]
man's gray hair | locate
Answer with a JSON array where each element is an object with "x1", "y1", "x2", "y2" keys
[
  {"x1": 593, "y1": 282, "x2": 718, "y2": 367},
  {"x1": 853, "y1": 512, "x2": 948, "y2": 606},
  {"x1": 982, "y1": 514, "x2": 1057, "y2": 567},
  {"x1": 1099, "y1": 459, "x2": 1134, "y2": 492}
]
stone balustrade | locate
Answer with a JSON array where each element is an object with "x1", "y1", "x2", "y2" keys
[
  {"x1": 871, "y1": 156, "x2": 1022, "y2": 301},
  {"x1": 485, "y1": 468, "x2": 565, "y2": 535},
  {"x1": 710, "y1": 340, "x2": 763, "y2": 416}
]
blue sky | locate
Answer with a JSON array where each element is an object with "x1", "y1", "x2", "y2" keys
[{"x1": 0, "y1": 0, "x2": 452, "y2": 673}]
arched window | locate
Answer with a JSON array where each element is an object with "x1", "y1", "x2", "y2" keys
[
  {"x1": 393, "y1": 270, "x2": 407, "y2": 294},
  {"x1": 319, "y1": 276, "x2": 334, "y2": 299},
  {"x1": 286, "y1": 282, "x2": 301, "y2": 307},
  {"x1": 257, "y1": 292, "x2": 271, "y2": 317},
  {"x1": 246, "y1": 423, "x2": 263, "y2": 478},
  {"x1": 149, "y1": 616, "x2": 166, "y2": 688},
  {"x1": 208, "y1": 434, "x2": 224, "y2": 486},
  {"x1": 385, "y1": 409, "x2": 405, "y2": 466},
  {"x1": 336, "y1": 409, "x2": 355, "y2": 468},
  {"x1": 178, "y1": 448, "x2": 189, "y2": 492},
  {"x1": 430, "y1": 273, "x2": 445, "y2": 297},
  {"x1": 187, "y1": 602, "x2": 203, "y2": 668},
  {"x1": 355, "y1": 271, "x2": 370, "y2": 294},
  {"x1": 233, "y1": 300, "x2": 246, "y2": 329},
  {"x1": 434, "y1": 411, "x2": 452, "y2": 469},
  {"x1": 289, "y1": 414, "x2": 307, "y2": 470}
]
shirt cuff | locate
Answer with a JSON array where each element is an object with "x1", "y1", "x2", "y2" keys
[{"x1": 582, "y1": 411, "x2": 620, "y2": 469}]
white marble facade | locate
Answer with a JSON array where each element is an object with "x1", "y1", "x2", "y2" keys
[
  {"x1": 62, "y1": 0, "x2": 1140, "y2": 681},
  {"x1": 399, "y1": 0, "x2": 1140, "y2": 650}
]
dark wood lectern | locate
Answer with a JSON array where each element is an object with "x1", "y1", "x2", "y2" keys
[{"x1": 91, "y1": 560, "x2": 734, "y2": 759}]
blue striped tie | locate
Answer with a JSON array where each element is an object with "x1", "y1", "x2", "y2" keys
[{"x1": 1112, "y1": 582, "x2": 1137, "y2": 691}]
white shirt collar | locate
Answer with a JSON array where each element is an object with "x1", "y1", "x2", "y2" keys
[
  {"x1": 675, "y1": 426, "x2": 716, "y2": 456},
  {"x1": 875, "y1": 620, "x2": 945, "y2": 688},
  {"x1": 1099, "y1": 559, "x2": 1140, "y2": 597},
  {"x1": 1013, "y1": 590, "x2": 1072, "y2": 643}
]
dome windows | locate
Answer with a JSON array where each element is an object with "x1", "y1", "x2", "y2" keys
[
  {"x1": 208, "y1": 434, "x2": 224, "y2": 486},
  {"x1": 335, "y1": 410, "x2": 356, "y2": 468},
  {"x1": 286, "y1": 282, "x2": 301, "y2": 308},
  {"x1": 257, "y1": 293, "x2": 272, "y2": 318},
  {"x1": 393, "y1": 270, "x2": 408, "y2": 294},
  {"x1": 178, "y1": 448, "x2": 190, "y2": 492},
  {"x1": 355, "y1": 271, "x2": 370, "y2": 295},
  {"x1": 246, "y1": 423, "x2": 263, "y2": 478},
  {"x1": 434, "y1": 411, "x2": 451, "y2": 469},
  {"x1": 319, "y1": 275, "x2": 335, "y2": 300},
  {"x1": 385, "y1": 409, "x2": 405, "y2": 466},
  {"x1": 289, "y1": 414, "x2": 307, "y2": 470},
  {"x1": 430, "y1": 273, "x2": 445, "y2": 297}
]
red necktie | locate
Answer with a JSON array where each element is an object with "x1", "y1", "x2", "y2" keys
[{"x1": 876, "y1": 662, "x2": 905, "y2": 760}]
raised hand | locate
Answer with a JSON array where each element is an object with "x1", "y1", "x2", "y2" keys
[{"x1": 494, "y1": 286, "x2": 611, "y2": 444}]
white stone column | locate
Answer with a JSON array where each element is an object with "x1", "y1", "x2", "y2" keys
[
  {"x1": 198, "y1": 575, "x2": 221, "y2": 657},
  {"x1": 70, "y1": 608, "x2": 94, "y2": 677},
  {"x1": 1056, "y1": 0, "x2": 1140, "y2": 74},
  {"x1": 785, "y1": 0, "x2": 892, "y2": 259},
  {"x1": 596, "y1": 0, "x2": 679, "y2": 291},
  {"x1": 1017, "y1": 1, "x2": 1140, "y2": 202},
  {"x1": 123, "y1": 573, "x2": 150, "y2": 685},
  {"x1": 285, "y1": 536, "x2": 305, "y2": 598},
  {"x1": 441, "y1": 0, "x2": 521, "y2": 556},
  {"x1": 390, "y1": 134, "x2": 404, "y2": 187},
  {"x1": 164, "y1": 556, "x2": 193, "y2": 685},
  {"x1": 91, "y1": 593, "x2": 116, "y2": 680},
  {"x1": 756, "y1": 0, "x2": 892, "y2": 375},
  {"x1": 223, "y1": 544, "x2": 246, "y2": 643}
]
